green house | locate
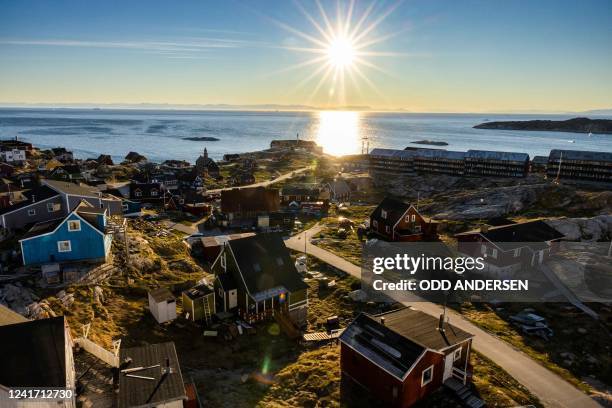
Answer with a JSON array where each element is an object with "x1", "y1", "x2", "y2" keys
[
  {"x1": 182, "y1": 283, "x2": 215, "y2": 323},
  {"x1": 211, "y1": 233, "x2": 308, "y2": 327}
]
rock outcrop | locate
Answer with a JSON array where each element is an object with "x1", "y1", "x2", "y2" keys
[
  {"x1": 546, "y1": 215, "x2": 612, "y2": 241},
  {"x1": 474, "y1": 117, "x2": 612, "y2": 134}
]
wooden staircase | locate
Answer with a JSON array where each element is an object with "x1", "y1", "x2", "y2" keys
[
  {"x1": 444, "y1": 378, "x2": 485, "y2": 408},
  {"x1": 274, "y1": 311, "x2": 301, "y2": 340}
]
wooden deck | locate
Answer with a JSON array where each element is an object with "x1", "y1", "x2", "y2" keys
[{"x1": 302, "y1": 329, "x2": 344, "y2": 342}]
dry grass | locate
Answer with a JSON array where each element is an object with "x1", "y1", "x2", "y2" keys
[{"x1": 458, "y1": 302, "x2": 612, "y2": 393}]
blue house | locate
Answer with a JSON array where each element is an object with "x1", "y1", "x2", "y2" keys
[{"x1": 19, "y1": 201, "x2": 112, "y2": 266}]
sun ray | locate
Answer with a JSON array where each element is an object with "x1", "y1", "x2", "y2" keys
[
  {"x1": 316, "y1": 0, "x2": 336, "y2": 39},
  {"x1": 352, "y1": 0, "x2": 405, "y2": 44},
  {"x1": 266, "y1": 55, "x2": 329, "y2": 76},
  {"x1": 348, "y1": 1, "x2": 377, "y2": 40},
  {"x1": 293, "y1": 0, "x2": 333, "y2": 43},
  {"x1": 272, "y1": 0, "x2": 403, "y2": 107}
]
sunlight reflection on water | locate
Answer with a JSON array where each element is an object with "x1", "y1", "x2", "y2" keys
[{"x1": 315, "y1": 111, "x2": 362, "y2": 156}]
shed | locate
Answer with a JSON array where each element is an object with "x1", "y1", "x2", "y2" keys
[
  {"x1": 182, "y1": 284, "x2": 215, "y2": 322},
  {"x1": 148, "y1": 287, "x2": 177, "y2": 324}
]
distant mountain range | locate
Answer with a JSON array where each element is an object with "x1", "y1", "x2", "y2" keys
[
  {"x1": 0, "y1": 102, "x2": 610, "y2": 115},
  {"x1": 474, "y1": 117, "x2": 612, "y2": 134}
]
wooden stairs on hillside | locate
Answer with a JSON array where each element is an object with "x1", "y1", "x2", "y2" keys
[
  {"x1": 274, "y1": 311, "x2": 301, "y2": 340},
  {"x1": 444, "y1": 377, "x2": 485, "y2": 408}
]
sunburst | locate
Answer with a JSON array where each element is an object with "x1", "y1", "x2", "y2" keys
[{"x1": 271, "y1": 0, "x2": 406, "y2": 106}]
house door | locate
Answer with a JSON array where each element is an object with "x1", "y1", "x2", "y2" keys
[
  {"x1": 443, "y1": 353, "x2": 454, "y2": 381},
  {"x1": 228, "y1": 289, "x2": 238, "y2": 309}
]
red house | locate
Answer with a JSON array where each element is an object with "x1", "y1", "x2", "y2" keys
[
  {"x1": 455, "y1": 220, "x2": 564, "y2": 277},
  {"x1": 340, "y1": 307, "x2": 474, "y2": 408},
  {"x1": 369, "y1": 197, "x2": 437, "y2": 241}
]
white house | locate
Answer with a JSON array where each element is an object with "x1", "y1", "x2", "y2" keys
[
  {"x1": 0, "y1": 148, "x2": 26, "y2": 164},
  {"x1": 148, "y1": 287, "x2": 177, "y2": 324}
]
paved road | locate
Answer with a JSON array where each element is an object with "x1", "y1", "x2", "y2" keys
[
  {"x1": 284, "y1": 225, "x2": 602, "y2": 408},
  {"x1": 207, "y1": 165, "x2": 313, "y2": 194}
]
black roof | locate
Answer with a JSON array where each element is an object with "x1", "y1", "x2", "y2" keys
[
  {"x1": 149, "y1": 287, "x2": 175, "y2": 303},
  {"x1": 549, "y1": 149, "x2": 612, "y2": 163},
  {"x1": 340, "y1": 313, "x2": 425, "y2": 380},
  {"x1": 217, "y1": 272, "x2": 237, "y2": 291},
  {"x1": 118, "y1": 342, "x2": 186, "y2": 408},
  {"x1": 228, "y1": 233, "x2": 308, "y2": 294},
  {"x1": 379, "y1": 307, "x2": 473, "y2": 350},
  {"x1": 20, "y1": 217, "x2": 64, "y2": 239},
  {"x1": 456, "y1": 220, "x2": 564, "y2": 251},
  {"x1": 0, "y1": 185, "x2": 59, "y2": 215},
  {"x1": 0, "y1": 316, "x2": 68, "y2": 387},
  {"x1": 182, "y1": 283, "x2": 214, "y2": 300},
  {"x1": 370, "y1": 197, "x2": 412, "y2": 226}
]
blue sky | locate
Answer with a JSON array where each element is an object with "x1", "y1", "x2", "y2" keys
[{"x1": 1, "y1": 0, "x2": 611, "y2": 112}]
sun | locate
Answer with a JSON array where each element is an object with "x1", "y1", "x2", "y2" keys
[
  {"x1": 327, "y1": 35, "x2": 355, "y2": 68},
  {"x1": 270, "y1": 0, "x2": 405, "y2": 106}
]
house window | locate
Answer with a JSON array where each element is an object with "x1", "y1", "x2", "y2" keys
[
  {"x1": 453, "y1": 347, "x2": 462, "y2": 362},
  {"x1": 122, "y1": 203, "x2": 129, "y2": 211},
  {"x1": 57, "y1": 240, "x2": 71, "y2": 252},
  {"x1": 47, "y1": 203, "x2": 56, "y2": 212},
  {"x1": 381, "y1": 209, "x2": 387, "y2": 219},
  {"x1": 372, "y1": 220, "x2": 378, "y2": 228},
  {"x1": 480, "y1": 244, "x2": 487, "y2": 255},
  {"x1": 421, "y1": 365, "x2": 434, "y2": 386},
  {"x1": 385, "y1": 225, "x2": 390, "y2": 233},
  {"x1": 514, "y1": 248, "x2": 521, "y2": 257},
  {"x1": 491, "y1": 248, "x2": 498, "y2": 259},
  {"x1": 28, "y1": 209, "x2": 36, "y2": 216},
  {"x1": 151, "y1": 189, "x2": 158, "y2": 197},
  {"x1": 411, "y1": 214, "x2": 416, "y2": 222},
  {"x1": 68, "y1": 220, "x2": 81, "y2": 231},
  {"x1": 220, "y1": 253, "x2": 227, "y2": 270},
  {"x1": 392, "y1": 386, "x2": 398, "y2": 399}
]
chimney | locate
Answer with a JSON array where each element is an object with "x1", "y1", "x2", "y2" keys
[
  {"x1": 380, "y1": 317, "x2": 385, "y2": 326},
  {"x1": 438, "y1": 314, "x2": 445, "y2": 333},
  {"x1": 480, "y1": 224, "x2": 489, "y2": 234}
]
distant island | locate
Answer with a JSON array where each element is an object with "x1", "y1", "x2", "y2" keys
[
  {"x1": 474, "y1": 117, "x2": 612, "y2": 134},
  {"x1": 410, "y1": 140, "x2": 449, "y2": 146},
  {"x1": 183, "y1": 136, "x2": 220, "y2": 141}
]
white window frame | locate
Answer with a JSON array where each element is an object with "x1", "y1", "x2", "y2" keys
[
  {"x1": 453, "y1": 347, "x2": 462, "y2": 362},
  {"x1": 135, "y1": 190, "x2": 142, "y2": 197},
  {"x1": 411, "y1": 214, "x2": 416, "y2": 222},
  {"x1": 150, "y1": 189, "x2": 159, "y2": 197},
  {"x1": 491, "y1": 248, "x2": 498, "y2": 259},
  {"x1": 57, "y1": 240, "x2": 72, "y2": 252},
  {"x1": 421, "y1": 365, "x2": 434, "y2": 386},
  {"x1": 28, "y1": 209, "x2": 36, "y2": 216},
  {"x1": 67, "y1": 220, "x2": 81, "y2": 232},
  {"x1": 513, "y1": 248, "x2": 521, "y2": 257},
  {"x1": 47, "y1": 202, "x2": 56, "y2": 213},
  {"x1": 381, "y1": 209, "x2": 387, "y2": 219},
  {"x1": 122, "y1": 203, "x2": 129, "y2": 211}
]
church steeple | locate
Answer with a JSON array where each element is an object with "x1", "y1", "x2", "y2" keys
[{"x1": 203, "y1": 147, "x2": 208, "y2": 160}]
